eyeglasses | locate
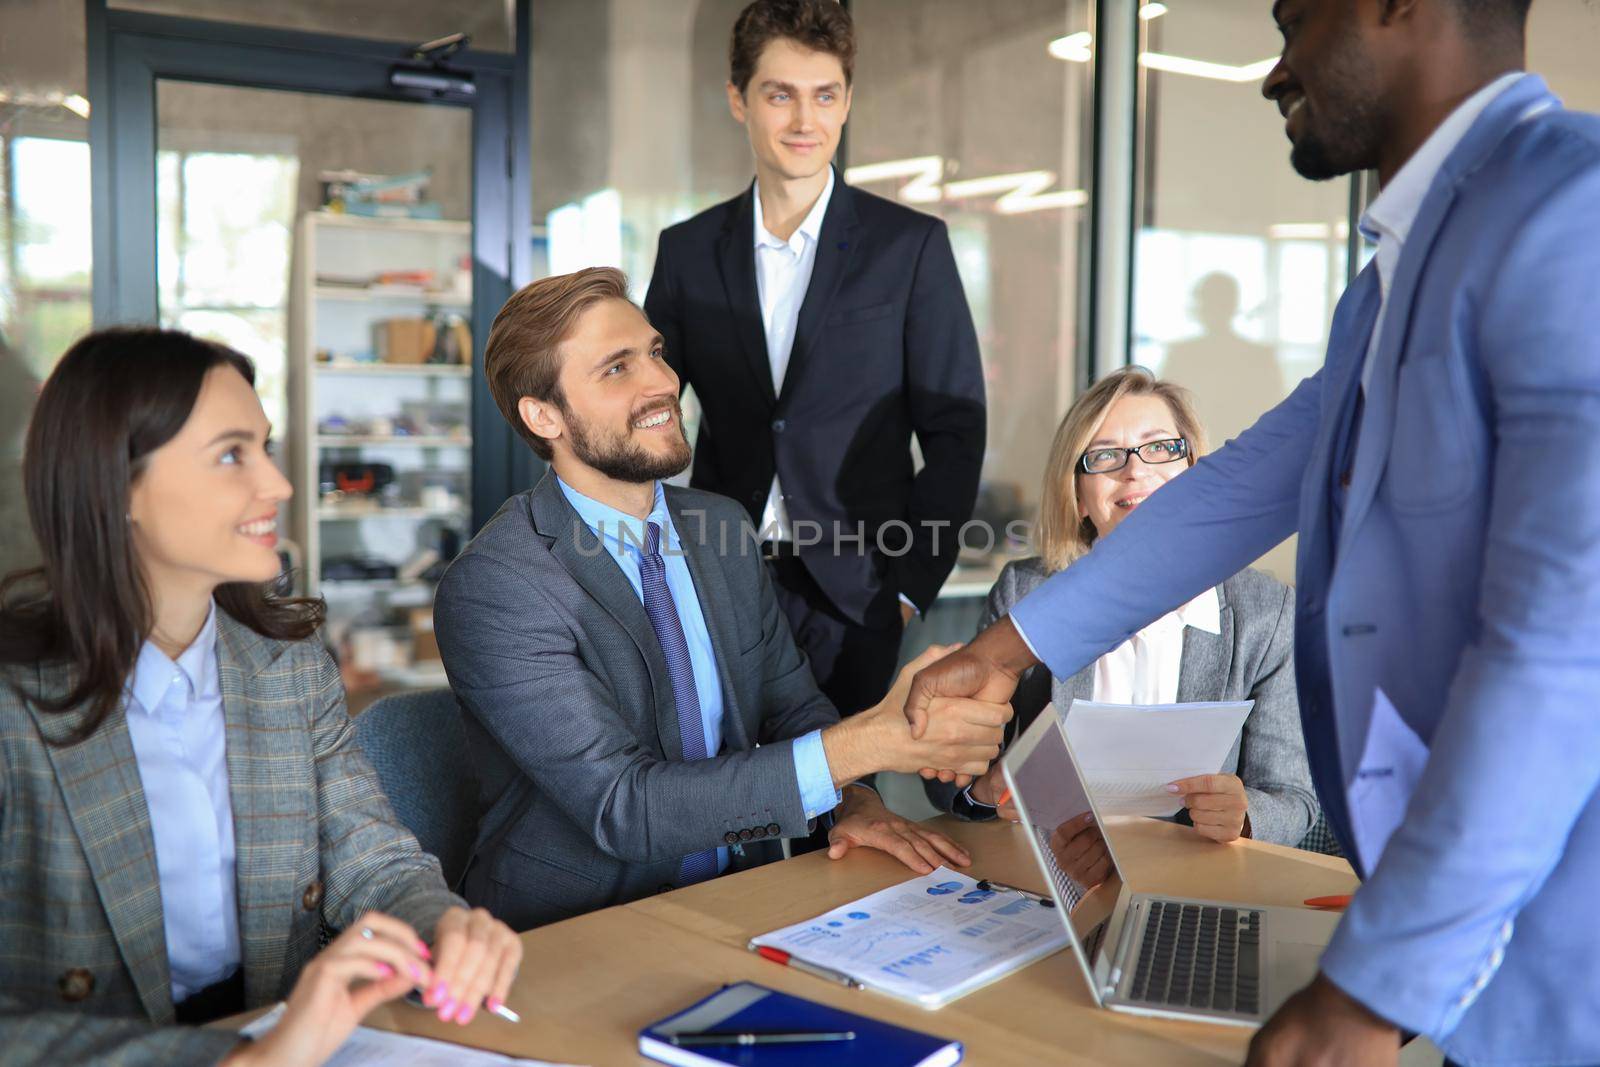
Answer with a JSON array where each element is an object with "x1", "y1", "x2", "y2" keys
[{"x1": 1078, "y1": 437, "x2": 1188, "y2": 475}]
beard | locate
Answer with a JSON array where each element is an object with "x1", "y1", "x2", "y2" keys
[
  {"x1": 1287, "y1": 34, "x2": 1383, "y2": 181},
  {"x1": 563, "y1": 398, "x2": 691, "y2": 483}
]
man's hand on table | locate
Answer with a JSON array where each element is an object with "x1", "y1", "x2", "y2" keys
[
  {"x1": 1245, "y1": 972, "x2": 1400, "y2": 1067},
  {"x1": 905, "y1": 618, "x2": 1036, "y2": 786},
  {"x1": 827, "y1": 785, "x2": 972, "y2": 875}
]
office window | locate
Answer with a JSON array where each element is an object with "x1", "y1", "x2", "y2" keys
[
  {"x1": 0, "y1": 1, "x2": 92, "y2": 575},
  {"x1": 848, "y1": 0, "x2": 1093, "y2": 537},
  {"x1": 1132, "y1": 0, "x2": 1350, "y2": 581}
]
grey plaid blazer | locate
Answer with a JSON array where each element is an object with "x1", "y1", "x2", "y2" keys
[
  {"x1": 927, "y1": 558, "x2": 1320, "y2": 847},
  {"x1": 0, "y1": 611, "x2": 465, "y2": 1065}
]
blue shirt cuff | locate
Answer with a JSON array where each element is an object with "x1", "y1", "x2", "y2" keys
[
  {"x1": 792, "y1": 729, "x2": 842, "y2": 820},
  {"x1": 898, "y1": 592, "x2": 921, "y2": 617}
]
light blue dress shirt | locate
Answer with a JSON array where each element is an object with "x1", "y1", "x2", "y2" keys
[
  {"x1": 123, "y1": 603, "x2": 241, "y2": 1002},
  {"x1": 558, "y1": 478, "x2": 841, "y2": 873}
]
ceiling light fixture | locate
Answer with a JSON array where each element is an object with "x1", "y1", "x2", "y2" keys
[
  {"x1": 1047, "y1": 33, "x2": 1278, "y2": 83},
  {"x1": 1140, "y1": 3, "x2": 1169, "y2": 19},
  {"x1": 846, "y1": 157, "x2": 1086, "y2": 214}
]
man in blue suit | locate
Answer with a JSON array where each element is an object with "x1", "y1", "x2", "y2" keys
[{"x1": 906, "y1": 1, "x2": 1599, "y2": 1064}]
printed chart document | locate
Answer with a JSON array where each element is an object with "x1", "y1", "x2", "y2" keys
[
  {"x1": 1058, "y1": 699, "x2": 1253, "y2": 817},
  {"x1": 240, "y1": 1003, "x2": 585, "y2": 1066},
  {"x1": 748, "y1": 867, "x2": 1067, "y2": 1009}
]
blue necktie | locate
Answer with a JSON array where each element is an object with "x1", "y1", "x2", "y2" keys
[{"x1": 639, "y1": 521, "x2": 719, "y2": 886}]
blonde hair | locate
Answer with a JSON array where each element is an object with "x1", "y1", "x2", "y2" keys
[{"x1": 1034, "y1": 366, "x2": 1209, "y2": 572}]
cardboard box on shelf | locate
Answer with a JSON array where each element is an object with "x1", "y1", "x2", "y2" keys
[
  {"x1": 410, "y1": 607, "x2": 441, "y2": 663},
  {"x1": 373, "y1": 318, "x2": 437, "y2": 364}
]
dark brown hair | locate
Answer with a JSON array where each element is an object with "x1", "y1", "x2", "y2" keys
[
  {"x1": 483, "y1": 266, "x2": 633, "y2": 460},
  {"x1": 729, "y1": 0, "x2": 856, "y2": 95},
  {"x1": 0, "y1": 327, "x2": 323, "y2": 744}
]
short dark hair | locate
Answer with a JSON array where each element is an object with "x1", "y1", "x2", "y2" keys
[
  {"x1": 729, "y1": 0, "x2": 856, "y2": 96},
  {"x1": 484, "y1": 267, "x2": 633, "y2": 460}
]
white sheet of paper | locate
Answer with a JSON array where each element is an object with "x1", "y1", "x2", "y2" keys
[
  {"x1": 748, "y1": 866, "x2": 1068, "y2": 1009},
  {"x1": 240, "y1": 1003, "x2": 584, "y2": 1067},
  {"x1": 1348, "y1": 687, "x2": 1429, "y2": 871},
  {"x1": 1057, "y1": 699, "x2": 1254, "y2": 817}
]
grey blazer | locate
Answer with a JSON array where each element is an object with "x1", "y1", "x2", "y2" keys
[
  {"x1": 434, "y1": 472, "x2": 839, "y2": 931},
  {"x1": 927, "y1": 557, "x2": 1319, "y2": 846},
  {"x1": 0, "y1": 611, "x2": 463, "y2": 1066}
]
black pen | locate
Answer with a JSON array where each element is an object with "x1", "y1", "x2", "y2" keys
[
  {"x1": 666, "y1": 1030, "x2": 856, "y2": 1047},
  {"x1": 977, "y1": 878, "x2": 1056, "y2": 907}
]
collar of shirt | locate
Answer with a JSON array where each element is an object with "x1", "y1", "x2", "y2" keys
[
  {"x1": 1140, "y1": 585, "x2": 1223, "y2": 640},
  {"x1": 557, "y1": 476, "x2": 677, "y2": 558},
  {"x1": 752, "y1": 166, "x2": 835, "y2": 256},
  {"x1": 1358, "y1": 72, "x2": 1529, "y2": 268},
  {"x1": 127, "y1": 601, "x2": 219, "y2": 715}
]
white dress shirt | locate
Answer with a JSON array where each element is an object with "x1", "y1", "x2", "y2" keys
[
  {"x1": 1358, "y1": 72, "x2": 1534, "y2": 391},
  {"x1": 123, "y1": 603, "x2": 241, "y2": 1002},
  {"x1": 752, "y1": 167, "x2": 834, "y2": 543},
  {"x1": 1090, "y1": 586, "x2": 1223, "y2": 705}
]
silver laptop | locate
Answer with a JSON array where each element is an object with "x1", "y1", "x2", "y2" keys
[{"x1": 1002, "y1": 708, "x2": 1340, "y2": 1027}]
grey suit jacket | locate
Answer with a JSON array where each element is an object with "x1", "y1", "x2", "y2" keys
[
  {"x1": 0, "y1": 611, "x2": 463, "y2": 1066},
  {"x1": 434, "y1": 473, "x2": 839, "y2": 931},
  {"x1": 927, "y1": 557, "x2": 1318, "y2": 846}
]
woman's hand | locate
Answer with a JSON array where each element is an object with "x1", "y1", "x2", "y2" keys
[
  {"x1": 420, "y1": 906, "x2": 524, "y2": 1025},
  {"x1": 968, "y1": 765, "x2": 1019, "y2": 821},
  {"x1": 223, "y1": 912, "x2": 428, "y2": 1067},
  {"x1": 1167, "y1": 773, "x2": 1250, "y2": 843}
]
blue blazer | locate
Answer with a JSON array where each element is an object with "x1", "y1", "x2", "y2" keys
[{"x1": 1010, "y1": 75, "x2": 1600, "y2": 1063}]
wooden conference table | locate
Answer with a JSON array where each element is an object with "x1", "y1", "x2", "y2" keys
[{"x1": 240, "y1": 817, "x2": 1357, "y2": 1065}]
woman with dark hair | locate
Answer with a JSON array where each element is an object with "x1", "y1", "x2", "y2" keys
[{"x1": 0, "y1": 328, "x2": 522, "y2": 1065}]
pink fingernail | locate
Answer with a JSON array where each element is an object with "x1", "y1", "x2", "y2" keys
[
  {"x1": 409, "y1": 963, "x2": 425, "y2": 982},
  {"x1": 1164, "y1": 783, "x2": 1182, "y2": 793},
  {"x1": 416, "y1": 939, "x2": 433, "y2": 960},
  {"x1": 456, "y1": 1003, "x2": 476, "y2": 1025},
  {"x1": 426, "y1": 980, "x2": 447, "y2": 1006},
  {"x1": 438, "y1": 998, "x2": 457, "y2": 1021},
  {"x1": 487, "y1": 997, "x2": 504, "y2": 1013},
  {"x1": 373, "y1": 962, "x2": 394, "y2": 978}
]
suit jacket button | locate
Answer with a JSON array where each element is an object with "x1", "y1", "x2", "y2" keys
[
  {"x1": 738, "y1": 828, "x2": 755, "y2": 841},
  {"x1": 751, "y1": 826, "x2": 768, "y2": 839},
  {"x1": 723, "y1": 831, "x2": 740, "y2": 845},
  {"x1": 301, "y1": 880, "x2": 324, "y2": 911},
  {"x1": 59, "y1": 968, "x2": 94, "y2": 1003},
  {"x1": 771, "y1": 418, "x2": 787, "y2": 433},
  {"x1": 766, "y1": 822, "x2": 781, "y2": 836}
]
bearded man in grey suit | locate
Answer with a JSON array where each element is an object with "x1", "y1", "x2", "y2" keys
[{"x1": 435, "y1": 267, "x2": 1009, "y2": 931}]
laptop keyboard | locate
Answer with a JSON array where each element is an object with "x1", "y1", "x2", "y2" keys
[{"x1": 1127, "y1": 901, "x2": 1262, "y2": 1016}]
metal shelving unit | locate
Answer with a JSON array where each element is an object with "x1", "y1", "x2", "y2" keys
[{"x1": 289, "y1": 211, "x2": 474, "y2": 683}]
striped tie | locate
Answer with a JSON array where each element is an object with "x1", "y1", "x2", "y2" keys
[{"x1": 639, "y1": 521, "x2": 719, "y2": 886}]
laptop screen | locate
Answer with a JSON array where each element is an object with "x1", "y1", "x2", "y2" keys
[{"x1": 1003, "y1": 709, "x2": 1126, "y2": 977}]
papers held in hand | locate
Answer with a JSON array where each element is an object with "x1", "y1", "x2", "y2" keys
[{"x1": 1056, "y1": 700, "x2": 1253, "y2": 817}]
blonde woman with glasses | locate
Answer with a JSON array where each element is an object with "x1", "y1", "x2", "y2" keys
[{"x1": 926, "y1": 367, "x2": 1322, "y2": 849}]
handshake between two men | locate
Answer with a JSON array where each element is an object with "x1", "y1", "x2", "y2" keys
[{"x1": 810, "y1": 628, "x2": 1029, "y2": 876}]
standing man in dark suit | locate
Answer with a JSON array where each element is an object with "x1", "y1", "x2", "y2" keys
[{"x1": 644, "y1": 0, "x2": 986, "y2": 716}]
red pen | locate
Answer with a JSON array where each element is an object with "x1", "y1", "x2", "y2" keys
[
  {"x1": 1303, "y1": 894, "x2": 1354, "y2": 909},
  {"x1": 752, "y1": 945, "x2": 863, "y2": 990}
]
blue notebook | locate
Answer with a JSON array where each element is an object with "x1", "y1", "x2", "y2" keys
[{"x1": 639, "y1": 982, "x2": 963, "y2": 1067}]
